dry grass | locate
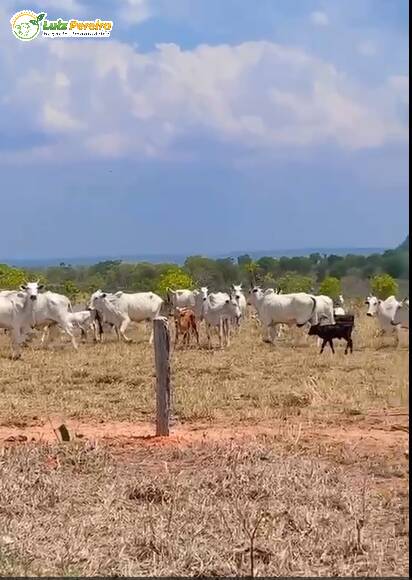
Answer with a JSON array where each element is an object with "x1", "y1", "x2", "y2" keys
[
  {"x1": 0, "y1": 308, "x2": 409, "y2": 576},
  {"x1": 0, "y1": 438, "x2": 408, "y2": 576},
  {"x1": 0, "y1": 309, "x2": 408, "y2": 425}
]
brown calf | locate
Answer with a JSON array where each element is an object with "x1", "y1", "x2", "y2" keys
[{"x1": 174, "y1": 307, "x2": 200, "y2": 348}]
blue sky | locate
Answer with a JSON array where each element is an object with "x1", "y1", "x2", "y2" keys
[{"x1": 0, "y1": 0, "x2": 409, "y2": 260}]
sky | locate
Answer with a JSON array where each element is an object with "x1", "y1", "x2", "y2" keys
[{"x1": 0, "y1": 0, "x2": 409, "y2": 260}]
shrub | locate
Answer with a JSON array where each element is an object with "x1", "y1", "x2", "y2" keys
[
  {"x1": 319, "y1": 276, "x2": 342, "y2": 299},
  {"x1": 370, "y1": 274, "x2": 398, "y2": 300}
]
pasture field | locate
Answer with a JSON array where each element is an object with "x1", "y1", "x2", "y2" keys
[{"x1": 0, "y1": 308, "x2": 409, "y2": 576}]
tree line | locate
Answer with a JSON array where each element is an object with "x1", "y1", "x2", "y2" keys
[{"x1": 0, "y1": 236, "x2": 408, "y2": 301}]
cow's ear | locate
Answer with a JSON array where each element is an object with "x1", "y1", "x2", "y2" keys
[
  {"x1": 20, "y1": 284, "x2": 27, "y2": 290},
  {"x1": 38, "y1": 284, "x2": 44, "y2": 291},
  {"x1": 115, "y1": 291, "x2": 123, "y2": 297},
  {"x1": 101, "y1": 293, "x2": 107, "y2": 298}
]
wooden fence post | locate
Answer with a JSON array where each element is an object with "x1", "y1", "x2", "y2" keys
[{"x1": 153, "y1": 316, "x2": 171, "y2": 437}]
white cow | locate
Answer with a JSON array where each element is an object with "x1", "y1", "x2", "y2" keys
[
  {"x1": 231, "y1": 284, "x2": 247, "y2": 327},
  {"x1": 392, "y1": 298, "x2": 409, "y2": 329},
  {"x1": 334, "y1": 294, "x2": 346, "y2": 316},
  {"x1": 90, "y1": 290, "x2": 163, "y2": 343},
  {"x1": 67, "y1": 309, "x2": 99, "y2": 341},
  {"x1": 21, "y1": 284, "x2": 78, "y2": 349},
  {"x1": 247, "y1": 287, "x2": 329, "y2": 344},
  {"x1": 0, "y1": 285, "x2": 38, "y2": 358},
  {"x1": 203, "y1": 292, "x2": 241, "y2": 348},
  {"x1": 365, "y1": 295, "x2": 402, "y2": 344},
  {"x1": 166, "y1": 287, "x2": 208, "y2": 320}
]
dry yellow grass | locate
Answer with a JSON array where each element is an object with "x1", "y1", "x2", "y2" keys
[
  {"x1": 0, "y1": 308, "x2": 408, "y2": 424},
  {"x1": 0, "y1": 307, "x2": 409, "y2": 576}
]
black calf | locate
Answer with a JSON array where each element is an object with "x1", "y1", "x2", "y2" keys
[{"x1": 308, "y1": 315, "x2": 355, "y2": 354}]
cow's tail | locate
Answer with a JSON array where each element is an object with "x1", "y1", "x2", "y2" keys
[{"x1": 297, "y1": 296, "x2": 317, "y2": 327}]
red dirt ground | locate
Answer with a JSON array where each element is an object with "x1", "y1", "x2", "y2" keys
[{"x1": 0, "y1": 407, "x2": 408, "y2": 459}]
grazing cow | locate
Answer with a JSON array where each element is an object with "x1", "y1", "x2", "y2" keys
[
  {"x1": 166, "y1": 287, "x2": 208, "y2": 320},
  {"x1": 0, "y1": 285, "x2": 38, "y2": 358},
  {"x1": 90, "y1": 290, "x2": 163, "y2": 343},
  {"x1": 203, "y1": 292, "x2": 241, "y2": 348},
  {"x1": 231, "y1": 284, "x2": 247, "y2": 327},
  {"x1": 392, "y1": 298, "x2": 409, "y2": 329},
  {"x1": 174, "y1": 307, "x2": 199, "y2": 347},
  {"x1": 365, "y1": 295, "x2": 402, "y2": 344},
  {"x1": 247, "y1": 287, "x2": 329, "y2": 344},
  {"x1": 308, "y1": 314, "x2": 355, "y2": 354}
]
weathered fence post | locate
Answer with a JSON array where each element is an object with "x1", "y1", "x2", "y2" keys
[{"x1": 153, "y1": 316, "x2": 171, "y2": 437}]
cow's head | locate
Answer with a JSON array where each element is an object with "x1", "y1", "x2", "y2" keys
[
  {"x1": 200, "y1": 286, "x2": 208, "y2": 301},
  {"x1": 365, "y1": 295, "x2": 379, "y2": 317},
  {"x1": 231, "y1": 284, "x2": 243, "y2": 301},
  {"x1": 226, "y1": 296, "x2": 241, "y2": 319},
  {"x1": 247, "y1": 286, "x2": 262, "y2": 306},
  {"x1": 88, "y1": 289, "x2": 104, "y2": 309},
  {"x1": 20, "y1": 281, "x2": 42, "y2": 301}
]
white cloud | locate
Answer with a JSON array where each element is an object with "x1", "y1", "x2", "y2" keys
[
  {"x1": 0, "y1": 31, "x2": 408, "y2": 163},
  {"x1": 116, "y1": 0, "x2": 152, "y2": 24},
  {"x1": 310, "y1": 11, "x2": 329, "y2": 27}
]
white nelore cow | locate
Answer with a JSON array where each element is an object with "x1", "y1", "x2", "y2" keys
[
  {"x1": 90, "y1": 290, "x2": 163, "y2": 343},
  {"x1": 365, "y1": 295, "x2": 402, "y2": 344},
  {"x1": 22, "y1": 283, "x2": 78, "y2": 349},
  {"x1": 166, "y1": 287, "x2": 208, "y2": 320},
  {"x1": 67, "y1": 309, "x2": 99, "y2": 341},
  {"x1": 392, "y1": 298, "x2": 409, "y2": 329},
  {"x1": 248, "y1": 287, "x2": 334, "y2": 344},
  {"x1": 0, "y1": 284, "x2": 39, "y2": 358},
  {"x1": 230, "y1": 284, "x2": 247, "y2": 327},
  {"x1": 203, "y1": 292, "x2": 241, "y2": 348}
]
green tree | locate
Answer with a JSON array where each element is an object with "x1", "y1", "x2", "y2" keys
[
  {"x1": 63, "y1": 280, "x2": 80, "y2": 300},
  {"x1": 370, "y1": 274, "x2": 398, "y2": 300},
  {"x1": 277, "y1": 273, "x2": 313, "y2": 294},
  {"x1": 0, "y1": 264, "x2": 27, "y2": 289},
  {"x1": 156, "y1": 267, "x2": 195, "y2": 297},
  {"x1": 319, "y1": 276, "x2": 342, "y2": 299}
]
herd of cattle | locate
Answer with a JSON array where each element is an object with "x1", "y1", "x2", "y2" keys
[{"x1": 0, "y1": 281, "x2": 409, "y2": 359}]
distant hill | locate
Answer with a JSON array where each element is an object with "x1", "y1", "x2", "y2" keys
[{"x1": 397, "y1": 235, "x2": 409, "y2": 251}]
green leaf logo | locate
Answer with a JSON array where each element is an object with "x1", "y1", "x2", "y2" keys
[
  {"x1": 29, "y1": 19, "x2": 37, "y2": 25},
  {"x1": 37, "y1": 12, "x2": 46, "y2": 22}
]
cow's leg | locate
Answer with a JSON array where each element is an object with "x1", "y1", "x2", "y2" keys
[
  {"x1": 224, "y1": 319, "x2": 230, "y2": 347},
  {"x1": 62, "y1": 323, "x2": 78, "y2": 350},
  {"x1": 348, "y1": 337, "x2": 353, "y2": 354},
  {"x1": 40, "y1": 325, "x2": 50, "y2": 346},
  {"x1": 10, "y1": 328, "x2": 23, "y2": 359},
  {"x1": 80, "y1": 326, "x2": 87, "y2": 342},
  {"x1": 193, "y1": 322, "x2": 200, "y2": 346},
  {"x1": 320, "y1": 339, "x2": 327, "y2": 354},
  {"x1": 328, "y1": 339, "x2": 335, "y2": 354},
  {"x1": 344, "y1": 337, "x2": 352, "y2": 355},
  {"x1": 206, "y1": 323, "x2": 212, "y2": 349},
  {"x1": 395, "y1": 326, "x2": 401, "y2": 348},
  {"x1": 218, "y1": 320, "x2": 224, "y2": 349},
  {"x1": 268, "y1": 324, "x2": 277, "y2": 344},
  {"x1": 119, "y1": 318, "x2": 132, "y2": 343}
]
